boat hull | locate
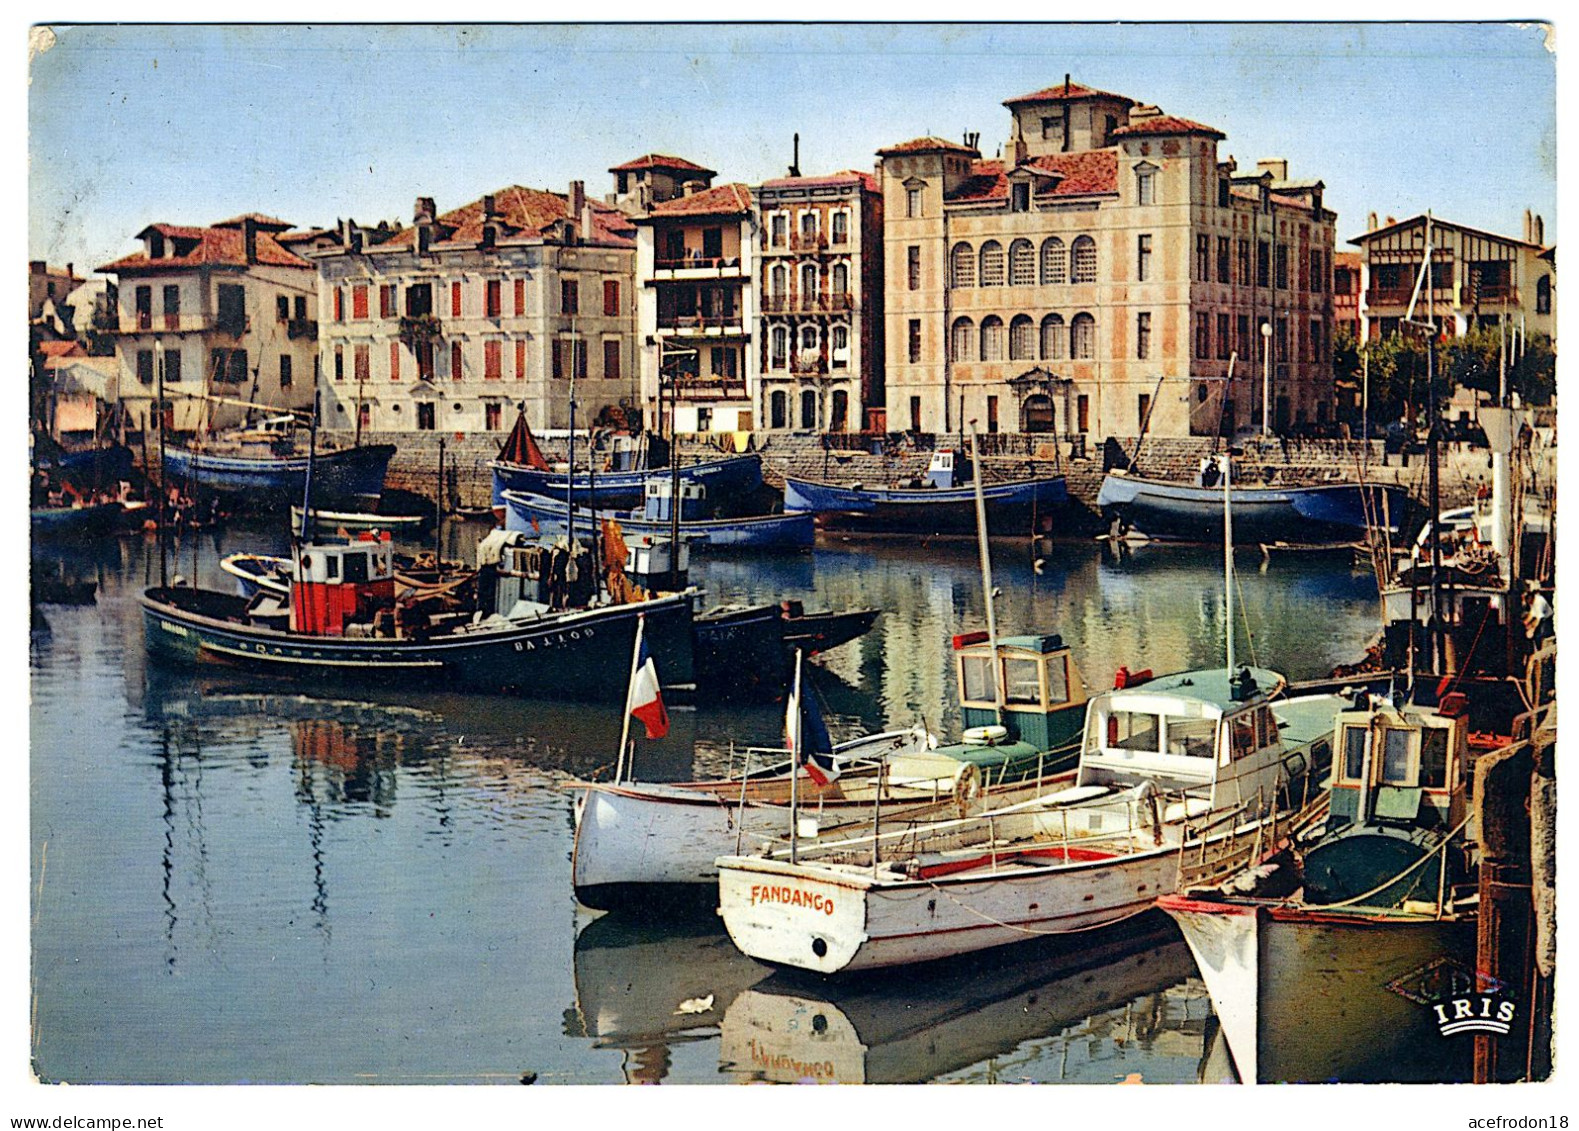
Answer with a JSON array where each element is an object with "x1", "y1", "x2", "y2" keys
[
  {"x1": 31, "y1": 501, "x2": 126, "y2": 540},
  {"x1": 782, "y1": 475, "x2": 1067, "y2": 535},
  {"x1": 1096, "y1": 473, "x2": 1409, "y2": 543},
  {"x1": 1158, "y1": 895, "x2": 1477, "y2": 1083},
  {"x1": 163, "y1": 443, "x2": 395, "y2": 507},
  {"x1": 290, "y1": 505, "x2": 430, "y2": 537},
  {"x1": 140, "y1": 585, "x2": 696, "y2": 700},
  {"x1": 489, "y1": 453, "x2": 763, "y2": 510},
  {"x1": 502, "y1": 489, "x2": 814, "y2": 550},
  {"x1": 692, "y1": 604, "x2": 878, "y2": 697}
]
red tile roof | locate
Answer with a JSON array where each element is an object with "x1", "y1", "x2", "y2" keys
[
  {"x1": 947, "y1": 151, "x2": 1119, "y2": 204},
  {"x1": 610, "y1": 153, "x2": 717, "y2": 177},
  {"x1": 647, "y1": 182, "x2": 753, "y2": 217},
  {"x1": 1004, "y1": 81, "x2": 1134, "y2": 108},
  {"x1": 37, "y1": 340, "x2": 82, "y2": 359},
  {"x1": 99, "y1": 222, "x2": 313, "y2": 273},
  {"x1": 1112, "y1": 114, "x2": 1225, "y2": 140},
  {"x1": 212, "y1": 213, "x2": 294, "y2": 231},
  {"x1": 377, "y1": 185, "x2": 637, "y2": 250},
  {"x1": 876, "y1": 136, "x2": 979, "y2": 157},
  {"x1": 759, "y1": 170, "x2": 878, "y2": 194},
  {"x1": 1334, "y1": 251, "x2": 1362, "y2": 269}
]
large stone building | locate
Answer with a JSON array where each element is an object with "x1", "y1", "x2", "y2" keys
[
  {"x1": 310, "y1": 185, "x2": 640, "y2": 436},
  {"x1": 98, "y1": 215, "x2": 320, "y2": 433},
  {"x1": 630, "y1": 160, "x2": 758, "y2": 436},
  {"x1": 879, "y1": 79, "x2": 1339, "y2": 441},
  {"x1": 756, "y1": 170, "x2": 885, "y2": 433},
  {"x1": 1349, "y1": 211, "x2": 1555, "y2": 343}
]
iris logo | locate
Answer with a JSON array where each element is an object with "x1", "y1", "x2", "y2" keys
[{"x1": 1433, "y1": 996, "x2": 1517, "y2": 1037}]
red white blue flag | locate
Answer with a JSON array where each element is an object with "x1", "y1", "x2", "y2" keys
[
  {"x1": 626, "y1": 639, "x2": 669, "y2": 740},
  {"x1": 785, "y1": 682, "x2": 837, "y2": 785}
]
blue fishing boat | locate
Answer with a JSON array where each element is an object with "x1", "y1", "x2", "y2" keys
[
  {"x1": 164, "y1": 437, "x2": 395, "y2": 508},
  {"x1": 486, "y1": 412, "x2": 763, "y2": 511},
  {"x1": 783, "y1": 451, "x2": 1067, "y2": 535},
  {"x1": 1096, "y1": 468, "x2": 1409, "y2": 544},
  {"x1": 145, "y1": 530, "x2": 696, "y2": 700},
  {"x1": 30, "y1": 500, "x2": 127, "y2": 541},
  {"x1": 501, "y1": 486, "x2": 814, "y2": 551}
]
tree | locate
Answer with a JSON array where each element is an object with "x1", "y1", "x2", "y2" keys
[{"x1": 1444, "y1": 325, "x2": 1556, "y2": 406}]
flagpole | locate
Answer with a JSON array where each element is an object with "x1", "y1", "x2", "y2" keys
[
  {"x1": 614, "y1": 614, "x2": 646, "y2": 784},
  {"x1": 789, "y1": 648, "x2": 802, "y2": 864}
]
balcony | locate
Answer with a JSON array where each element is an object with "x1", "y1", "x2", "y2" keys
[
  {"x1": 119, "y1": 313, "x2": 248, "y2": 336},
  {"x1": 672, "y1": 375, "x2": 749, "y2": 401},
  {"x1": 789, "y1": 231, "x2": 827, "y2": 252},
  {"x1": 760, "y1": 291, "x2": 855, "y2": 315},
  {"x1": 657, "y1": 313, "x2": 745, "y2": 335},
  {"x1": 651, "y1": 255, "x2": 745, "y2": 281}
]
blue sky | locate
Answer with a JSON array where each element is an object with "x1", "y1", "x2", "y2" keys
[{"x1": 28, "y1": 22, "x2": 1556, "y2": 275}]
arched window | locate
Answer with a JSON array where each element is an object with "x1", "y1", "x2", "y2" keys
[
  {"x1": 830, "y1": 389, "x2": 849, "y2": 431},
  {"x1": 1070, "y1": 312, "x2": 1096, "y2": 359},
  {"x1": 1022, "y1": 394, "x2": 1055, "y2": 433},
  {"x1": 770, "y1": 264, "x2": 788, "y2": 296},
  {"x1": 1009, "y1": 314, "x2": 1036, "y2": 360},
  {"x1": 979, "y1": 241, "x2": 1006, "y2": 287},
  {"x1": 799, "y1": 324, "x2": 819, "y2": 352},
  {"x1": 831, "y1": 262, "x2": 849, "y2": 296},
  {"x1": 951, "y1": 243, "x2": 976, "y2": 288},
  {"x1": 1009, "y1": 240, "x2": 1036, "y2": 286},
  {"x1": 770, "y1": 325, "x2": 788, "y2": 368},
  {"x1": 950, "y1": 317, "x2": 975, "y2": 363},
  {"x1": 1071, "y1": 236, "x2": 1097, "y2": 284},
  {"x1": 1040, "y1": 238, "x2": 1066, "y2": 285},
  {"x1": 1537, "y1": 275, "x2": 1552, "y2": 314},
  {"x1": 800, "y1": 263, "x2": 819, "y2": 299},
  {"x1": 770, "y1": 390, "x2": 788, "y2": 429},
  {"x1": 980, "y1": 315, "x2": 1005, "y2": 362},
  {"x1": 800, "y1": 389, "x2": 818, "y2": 430},
  {"x1": 1040, "y1": 314, "x2": 1066, "y2": 360}
]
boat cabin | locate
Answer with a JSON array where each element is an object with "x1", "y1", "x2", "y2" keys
[
  {"x1": 954, "y1": 632, "x2": 1087, "y2": 751},
  {"x1": 624, "y1": 532, "x2": 689, "y2": 590},
  {"x1": 924, "y1": 450, "x2": 969, "y2": 490},
  {"x1": 290, "y1": 531, "x2": 396, "y2": 635},
  {"x1": 643, "y1": 480, "x2": 707, "y2": 523},
  {"x1": 1076, "y1": 666, "x2": 1298, "y2": 815},
  {"x1": 1328, "y1": 693, "x2": 1470, "y2": 834},
  {"x1": 476, "y1": 529, "x2": 596, "y2": 616}
]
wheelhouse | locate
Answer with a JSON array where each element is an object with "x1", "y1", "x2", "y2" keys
[
  {"x1": 954, "y1": 631, "x2": 1086, "y2": 751},
  {"x1": 1329, "y1": 694, "x2": 1470, "y2": 832}
]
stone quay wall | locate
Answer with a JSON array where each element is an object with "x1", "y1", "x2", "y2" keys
[{"x1": 320, "y1": 429, "x2": 1499, "y2": 530}]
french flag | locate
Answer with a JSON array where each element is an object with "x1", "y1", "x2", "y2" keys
[
  {"x1": 626, "y1": 639, "x2": 669, "y2": 740},
  {"x1": 786, "y1": 683, "x2": 838, "y2": 785}
]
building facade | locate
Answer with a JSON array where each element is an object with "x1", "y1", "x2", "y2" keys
[
  {"x1": 756, "y1": 171, "x2": 885, "y2": 433},
  {"x1": 1332, "y1": 251, "x2": 1363, "y2": 340},
  {"x1": 98, "y1": 215, "x2": 319, "y2": 433},
  {"x1": 632, "y1": 171, "x2": 758, "y2": 436},
  {"x1": 311, "y1": 185, "x2": 639, "y2": 436},
  {"x1": 1349, "y1": 212, "x2": 1555, "y2": 344},
  {"x1": 879, "y1": 80, "x2": 1339, "y2": 441}
]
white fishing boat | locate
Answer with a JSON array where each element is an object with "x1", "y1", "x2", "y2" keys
[
  {"x1": 715, "y1": 451, "x2": 1341, "y2": 975},
  {"x1": 570, "y1": 631, "x2": 1093, "y2": 910}
]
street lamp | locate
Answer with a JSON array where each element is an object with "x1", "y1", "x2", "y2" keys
[{"x1": 1260, "y1": 320, "x2": 1273, "y2": 436}]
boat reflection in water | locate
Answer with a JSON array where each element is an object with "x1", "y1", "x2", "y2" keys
[
  {"x1": 566, "y1": 913, "x2": 773, "y2": 1084},
  {"x1": 718, "y1": 913, "x2": 1220, "y2": 1084}
]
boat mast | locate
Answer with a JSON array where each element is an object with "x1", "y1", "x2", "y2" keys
[
  {"x1": 434, "y1": 435, "x2": 446, "y2": 567},
  {"x1": 298, "y1": 391, "x2": 319, "y2": 544},
  {"x1": 1221, "y1": 451, "x2": 1235, "y2": 675},
  {"x1": 789, "y1": 648, "x2": 802, "y2": 863},
  {"x1": 157, "y1": 333, "x2": 168, "y2": 588},
  {"x1": 968, "y1": 421, "x2": 1004, "y2": 725}
]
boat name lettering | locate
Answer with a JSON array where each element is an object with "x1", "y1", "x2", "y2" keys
[
  {"x1": 158, "y1": 620, "x2": 189, "y2": 638},
  {"x1": 1433, "y1": 995, "x2": 1516, "y2": 1037},
  {"x1": 513, "y1": 628, "x2": 592, "y2": 653},
  {"x1": 746, "y1": 1040, "x2": 836, "y2": 1079},
  {"x1": 749, "y1": 884, "x2": 835, "y2": 915}
]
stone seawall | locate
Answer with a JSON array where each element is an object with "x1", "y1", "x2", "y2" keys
[{"x1": 317, "y1": 429, "x2": 1499, "y2": 525}]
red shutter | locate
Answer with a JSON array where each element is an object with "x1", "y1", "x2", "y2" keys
[
  {"x1": 451, "y1": 281, "x2": 462, "y2": 317},
  {"x1": 603, "y1": 280, "x2": 619, "y2": 317},
  {"x1": 352, "y1": 285, "x2": 369, "y2": 320},
  {"x1": 333, "y1": 289, "x2": 343, "y2": 322},
  {"x1": 514, "y1": 279, "x2": 525, "y2": 316},
  {"x1": 354, "y1": 344, "x2": 370, "y2": 381},
  {"x1": 604, "y1": 338, "x2": 620, "y2": 379},
  {"x1": 515, "y1": 340, "x2": 526, "y2": 379},
  {"x1": 486, "y1": 280, "x2": 501, "y2": 318},
  {"x1": 451, "y1": 341, "x2": 463, "y2": 380},
  {"x1": 484, "y1": 340, "x2": 501, "y2": 379},
  {"x1": 389, "y1": 341, "x2": 400, "y2": 381}
]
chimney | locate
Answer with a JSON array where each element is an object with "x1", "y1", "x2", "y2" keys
[
  {"x1": 1368, "y1": 211, "x2": 1378, "y2": 231},
  {"x1": 582, "y1": 203, "x2": 595, "y2": 243},
  {"x1": 415, "y1": 196, "x2": 436, "y2": 223},
  {"x1": 1256, "y1": 158, "x2": 1289, "y2": 182},
  {"x1": 789, "y1": 132, "x2": 801, "y2": 179},
  {"x1": 29, "y1": 260, "x2": 43, "y2": 275},
  {"x1": 1064, "y1": 72, "x2": 1071, "y2": 96},
  {"x1": 66, "y1": 263, "x2": 73, "y2": 280},
  {"x1": 1386, "y1": 215, "x2": 1395, "y2": 227},
  {"x1": 1535, "y1": 215, "x2": 1545, "y2": 245},
  {"x1": 1523, "y1": 208, "x2": 1533, "y2": 243},
  {"x1": 963, "y1": 131, "x2": 980, "y2": 151},
  {"x1": 243, "y1": 216, "x2": 258, "y2": 264},
  {"x1": 569, "y1": 180, "x2": 586, "y2": 218},
  {"x1": 481, "y1": 194, "x2": 501, "y2": 248}
]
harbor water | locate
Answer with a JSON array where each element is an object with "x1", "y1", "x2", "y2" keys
[{"x1": 30, "y1": 521, "x2": 1385, "y2": 1085}]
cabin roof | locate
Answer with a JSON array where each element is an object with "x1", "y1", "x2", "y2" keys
[
  {"x1": 997, "y1": 633, "x2": 1065, "y2": 653},
  {"x1": 1111, "y1": 666, "x2": 1283, "y2": 714},
  {"x1": 1273, "y1": 693, "x2": 1352, "y2": 746}
]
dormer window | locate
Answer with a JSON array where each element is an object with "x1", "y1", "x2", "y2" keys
[
  {"x1": 1134, "y1": 162, "x2": 1159, "y2": 207},
  {"x1": 1011, "y1": 181, "x2": 1031, "y2": 212},
  {"x1": 149, "y1": 233, "x2": 165, "y2": 259}
]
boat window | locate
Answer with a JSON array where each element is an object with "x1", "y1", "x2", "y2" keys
[
  {"x1": 1381, "y1": 728, "x2": 1413, "y2": 784},
  {"x1": 960, "y1": 654, "x2": 996, "y2": 703},
  {"x1": 1003, "y1": 658, "x2": 1041, "y2": 705},
  {"x1": 1109, "y1": 711, "x2": 1159, "y2": 753},
  {"x1": 326, "y1": 555, "x2": 340, "y2": 580},
  {"x1": 1420, "y1": 727, "x2": 1449, "y2": 789},
  {"x1": 1231, "y1": 714, "x2": 1256, "y2": 759},
  {"x1": 343, "y1": 552, "x2": 369, "y2": 583},
  {"x1": 1044, "y1": 656, "x2": 1069, "y2": 705},
  {"x1": 1255, "y1": 708, "x2": 1276, "y2": 748},
  {"x1": 1166, "y1": 717, "x2": 1217, "y2": 759},
  {"x1": 1341, "y1": 725, "x2": 1367, "y2": 781}
]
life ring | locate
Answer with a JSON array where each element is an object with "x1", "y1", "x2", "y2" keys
[
  {"x1": 963, "y1": 724, "x2": 1008, "y2": 747},
  {"x1": 953, "y1": 762, "x2": 980, "y2": 818}
]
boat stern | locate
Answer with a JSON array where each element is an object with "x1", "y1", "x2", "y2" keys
[{"x1": 716, "y1": 856, "x2": 873, "y2": 974}]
